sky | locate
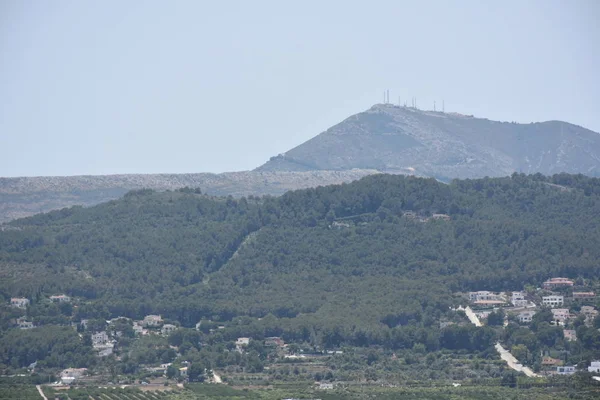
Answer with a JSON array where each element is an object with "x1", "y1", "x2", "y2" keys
[{"x1": 1, "y1": 0, "x2": 599, "y2": 177}]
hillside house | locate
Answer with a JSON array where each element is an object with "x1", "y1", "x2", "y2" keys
[
  {"x1": 542, "y1": 278, "x2": 574, "y2": 290},
  {"x1": 133, "y1": 324, "x2": 145, "y2": 335},
  {"x1": 511, "y1": 292, "x2": 528, "y2": 307},
  {"x1": 556, "y1": 366, "x2": 576, "y2": 375},
  {"x1": 161, "y1": 324, "x2": 177, "y2": 335},
  {"x1": 468, "y1": 291, "x2": 504, "y2": 304},
  {"x1": 97, "y1": 346, "x2": 113, "y2": 357},
  {"x1": 588, "y1": 361, "x2": 600, "y2": 373},
  {"x1": 517, "y1": 310, "x2": 536, "y2": 323},
  {"x1": 581, "y1": 306, "x2": 598, "y2": 320},
  {"x1": 17, "y1": 317, "x2": 34, "y2": 329},
  {"x1": 92, "y1": 331, "x2": 109, "y2": 346},
  {"x1": 10, "y1": 297, "x2": 29, "y2": 309},
  {"x1": 542, "y1": 295, "x2": 564, "y2": 307},
  {"x1": 563, "y1": 329, "x2": 577, "y2": 341},
  {"x1": 573, "y1": 292, "x2": 595, "y2": 300},
  {"x1": 143, "y1": 315, "x2": 163, "y2": 328},
  {"x1": 265, "y1": 337, "x2": 285, "y2": 347},
  {"x1": 60, "y1": 368, "x2": 87, "y2": 384},
  {"x1": 551, "y1": 308, "x2": 570, "y2": 325},
  {"x1": 50, "y1": 294, "x2": 71, "y2": 303},
  {"x1": 236, "y1": 337, "x2": 250, "y2": 352},
  {"x1": 431, "y1": 213, "x2": 451, "y2": 221},
  {"x1": 542, "y1": 357, "x2": 563, "y2": 366}
]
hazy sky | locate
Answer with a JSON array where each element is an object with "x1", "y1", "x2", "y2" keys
[{"x1": 1, "y1": 0, "x2": 598, "y2": 177}]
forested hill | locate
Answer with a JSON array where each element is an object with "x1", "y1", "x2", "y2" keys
[{"x1": 1, "y1": 173, "x2": 600, "y2": 339}]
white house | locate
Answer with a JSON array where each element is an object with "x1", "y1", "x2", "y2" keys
[
  {"x1": 50, "y1": 294, "x2": 71, "y2": 303},
  {"x1": 588, "y1": 361, "x2": 600, "y2": 373},
  {"x1": 468, "y1": 291, "x2": 504, "y2": 304},
  {"x1": 556, "y1": 366, "x2": 576, "y2": 375},
  {"x1": 10, "y1": 297, "x2": 29, "y2": 309},
  {"x1": 517, "y1": 310, "x2": 536, "y2": 323},
  {"x1": 542, "y1": 295, "x2": 564, "y2": 307},
  {"x1": 17, "y1": 317, "x2": 34, "y2": 329},
  {"x1": 161, "y1": 324, "x2": 177, "y2": 335},
  {"x1": 143, "y1": 315, "x2": 163, "y2": 328},
  {"x1": 511, "y1": 292, "x2": 528, "y2": 307}
]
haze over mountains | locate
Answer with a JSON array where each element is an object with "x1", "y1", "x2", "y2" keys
[
  {"x1": 1, "y1": 105, "x2": 599, "y2": 222},
  {"x1": 258, "y1": 104, "x2": 600, "y2": 180}
]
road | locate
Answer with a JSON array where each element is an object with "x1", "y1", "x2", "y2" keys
[
  {"x1": 36, "y1": 385, "x2": 48, "y2": 400},
  {"x1": 462, "y1": 306, "x2": 541, "y2": 378}
]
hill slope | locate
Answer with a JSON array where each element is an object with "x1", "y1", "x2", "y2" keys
[
  {"x1": 257, "y1": 104, "x2": 600, "y2": 180},
  {"x1": 2, "y1": 173, "x2": 599, "y2": 333},
  {"x1": 0, "y1": 169, "x2": 378, "y2": 223}
]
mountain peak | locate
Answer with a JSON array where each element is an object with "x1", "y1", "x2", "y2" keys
[{"x1": 256, "y1": 105, "x2": 600, "y2": 179}]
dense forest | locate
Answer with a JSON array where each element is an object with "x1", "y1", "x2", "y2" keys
[{"x1": 1, "y1": 173, "x2": 600, "y2": 370}]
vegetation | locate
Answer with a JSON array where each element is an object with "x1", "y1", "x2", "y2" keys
[{"x1": 1, "y1": 173, "x2": 600, "y2": 391}]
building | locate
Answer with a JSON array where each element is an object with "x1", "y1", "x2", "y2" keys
[
  {"x1": 468, "y1": 291, "x2": 504, "y2": 303},
  {"x1": 179, "y1": 367, "x2": 188, "y2": 377},
  {"x1": 581, "y1": 306, "x2": 598, "y2": 320},
  {"x1": 92, "y1": 331, "x2": 109, "y2": 345},
  {"x1": 236, "y1": 337, "x2": 250, "y2": 346},
  {"x1": 142, "y1": 315, "x2": 163, "y2": 328},
  {"x1": 542, "y1": 357, "x2": 563, "y2": 366},
  {"x1": 517, "y1": 310, "x2": 536, "y2": 323},
  {"x1": 16, "y1": 317, "x2": 34, "y2": 329},
  {"x1": 317, "y1": 382, "x2": 334, "y2": 390},
  {"x1": 431, "y1": 213, "x2": 451, "y2": 221},
  {"x1": 542, "y1": 295, "x2": 564, "y2": 307},
  {"x1": 133, "y1": 324, "x2": 145, "y2": 335},
  {"x1": 573, "y1": 292, "x2": 595, "y2": 300},
  {"x1": 50, "y1": 294, "x2": 71, "y2": 303},
  {"x1": 161, "y1": 324, "x2": 177, "y2": 335},
  {"x1": 60, "y1": 368, "x2": 87, "y2": 384},
  {"x1": 563, "y1": 329, "x2": 577, "y2": 341},
  {"x1": 588, "y1": 361, "x2": 600, "y2": 373},
  {"x1": 511, "y1": 292, "x2": 528, "y2": 307},
  {"x1": 551, "y1": 308, "x2": 570, "y2": 324},
  {"x1": 10, "y1": 297, "x2": 29, "y2": 309},
  {"x1": 542, "y1": 277, "x2": 574, "y2": 290},
  {"x1": 265, "y1": 337, "x2": 285, "y2": 347},
  {"x1": 556, "y1": 366, "x2": 576, "y2": 375}
]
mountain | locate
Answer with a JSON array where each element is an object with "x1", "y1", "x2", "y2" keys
[
  {"x1": 0, "y1": 170, "x2": 377, "y2": 223},
  {"x1": 257, "y1": 104, "x2": 600, "y2": 180}
]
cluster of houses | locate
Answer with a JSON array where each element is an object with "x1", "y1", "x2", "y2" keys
[
  {"x1": 9, "y1": 294, "x2": 72, "y2": 330},
  {"x1": 468, "y1": 277, "x2": 600, "y2": 376}
]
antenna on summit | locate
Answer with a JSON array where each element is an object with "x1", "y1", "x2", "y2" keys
[
  {"x1": 434, "y1": 101, "x2": 436, "y2": 112},
  {"x1": 442, "y1": 100, "x2": 445, "y2": 113}
]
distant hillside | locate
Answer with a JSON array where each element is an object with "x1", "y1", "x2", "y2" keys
[
  {"x1": 2, "y1": 173, "x2": 599, "y2": 334},
  {"x1": 0, "y1": 170, "x2": 378, "y2": 223},
  {"x1": 257, "y1": 104, "x2": 600, "y2": 180}
]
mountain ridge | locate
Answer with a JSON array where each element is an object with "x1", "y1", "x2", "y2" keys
[{"x1": 256, "y1": 104, "x2": 600, "y2": 180}]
